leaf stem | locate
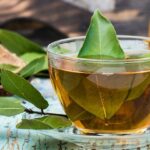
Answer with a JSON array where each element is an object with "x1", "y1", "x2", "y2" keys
[
  {"x1": 24, "y1": 108, "x2": 68, "y2": 118},
  {"x1": 41, "y1": 109, "x2": 44, "y2": 114}
]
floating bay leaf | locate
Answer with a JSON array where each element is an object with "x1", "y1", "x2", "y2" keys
[
  {"x1": 0, "y1": 97, "x2": 24, "y2": 116},
  {"x1": 1, "y1": 70, "x2": 48, "y2": 109},
  {"x1": 78, "y1": 10, "x2": 125, "y2": 59}
]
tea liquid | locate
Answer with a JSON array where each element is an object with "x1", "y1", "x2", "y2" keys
[{"x1": 50, "y1": 66, "x2": 150, "y2": 134}]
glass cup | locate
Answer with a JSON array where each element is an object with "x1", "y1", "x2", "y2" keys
[{"x1": 47, "y1": 35, "x2": 150, "y2": 134}]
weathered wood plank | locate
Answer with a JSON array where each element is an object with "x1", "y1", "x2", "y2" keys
[{"x1": 0, "y1": 0, "x2": 149, "y2": 39}]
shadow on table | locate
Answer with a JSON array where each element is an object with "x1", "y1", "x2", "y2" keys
[{"x1": 0, "y1": 17, "x2": 68, "y2": 46}]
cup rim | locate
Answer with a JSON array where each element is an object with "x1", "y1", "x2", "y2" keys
[{"x1": 47, "y1": 35, "x2": 150, "y2": 64}]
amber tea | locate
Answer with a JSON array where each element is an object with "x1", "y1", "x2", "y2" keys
[
  {"x1": 49, "y1": 65, "x2": 150, "y2": 134},
  {"x1": 48, "y1": 36, "x2": 150, "y2": 134}
]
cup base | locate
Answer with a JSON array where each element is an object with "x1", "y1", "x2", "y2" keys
[
  {"x1": 43, "y1": 126, "x2": 150, "y2": 150},
  {"x1": 76, "y1": 126, "x2": 147, "y2": 135}
]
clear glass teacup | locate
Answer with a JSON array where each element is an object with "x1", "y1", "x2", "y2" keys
[{"x1": 47, "y1": 35, "x2": 150, "y2": 134}]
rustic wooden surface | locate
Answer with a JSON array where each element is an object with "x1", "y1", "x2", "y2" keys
[{"x1": 0, "y1": 0, "x2": 149, "y2": 44}]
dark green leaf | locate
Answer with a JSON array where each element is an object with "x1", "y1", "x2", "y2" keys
[
  {"x1": 17, "y1": 116, "x2": 71, "y2": 130},
  {"x1": 1, "y1": 70, "x2": 48, "y2": 109},
  {"x1": 78, "y1": 10, "x2": 125, "y2": 59},
  {"x1": 0, "y1": 29, "x2": 45, "y2": 56},
  {"x1": 0, "y1": 97, "x2": 24, "y2": 116},
  {"x1": 19, "y1": 56, "x2": 48, "y2": 78},
  {"x1": 0, "y1": 65, "x2": 18, "y2": 82}
]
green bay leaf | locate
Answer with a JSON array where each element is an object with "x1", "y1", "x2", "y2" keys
[
  {"x1": 0, "y1": 29, "x2": 47, "y2": 77},
  {"x1": 1, "y1": 70, "x2": 48, "y2": 109},
  {"x1": 16, "y1": 119, "x2": 51, "y2": 130},
  {"x1": 36, "y1": 115, "x2": 71, "y2": 128},
  {"x1": 20, "y1": 52, "x2": 46, "y2": 64},
  {"x1": 19, "y1": 56, "x2": 48, "y2": 78},
  {"x1": 78, "y1": 10, "x2": 125, "y2": 59},
  {"x1": 0, "y1": 29, "x2": 45, "y2": 56},
  {"x1": 0, "y1": 64, "x2": 18, "y2": 72},
  {"x1": 17, "y1": 116, "x2": 71, "y2": 130},
  {"x1": 0, "y1": 97, "x2": 24, "y2": 116}
]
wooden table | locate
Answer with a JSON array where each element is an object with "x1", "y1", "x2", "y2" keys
[{"x1": 0, "y1": 0, "x2": 149, "y2": 45}]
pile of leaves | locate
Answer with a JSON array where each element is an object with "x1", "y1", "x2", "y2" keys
[{"x1": 0, "y1": 29, "x2": 71, "y2": 129}]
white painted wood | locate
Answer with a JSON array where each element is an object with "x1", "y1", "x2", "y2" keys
[{"x1": 62, "y1": 0, "x2": 116, "y2": 12}]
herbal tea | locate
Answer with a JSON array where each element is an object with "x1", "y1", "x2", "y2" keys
[
  {"x1": 48, "y1": 9, "x2": 150, "y2": 134},
  {"x1": 50, "y1": 66, "x2": 150, "y2": 134}
]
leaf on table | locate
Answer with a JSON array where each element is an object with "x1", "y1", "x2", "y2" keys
[
  {"x1": 20, "y1": 52, "x2": 46, "y2": 64},
  {"x1": 0, "y1": 29, "x2": 45, "y2": 56},
  {"x1": 37, "y1": 115, "x2": 71, "y2": 128},
  {"x1": 16, "y1": 119, "x2": 51, "y2": 130},
  {"x1": 0, "y1": 44, "x2": 26, "y2": 71},
  {"x1": 0, "y1": 97, "x2": 24, "y2": 116},
  {"x1": 19, "y1": 56, "x2": 48, "y2": 78},
  {"x1": 0, "y1": 64, "x2": 18, "y2": 83},
  {"x1": 17, "y1": 115, "x2": 71, "y2": 130},
  {"x1": 1, "y1": 70, "x2": 49, "y2": 109},
  {"x1": 0, "y1": 64, "x2": 18, "y2": 71},
  {"x1": 0, "y1": 29, "x2": 47, "y2": 77},
  {"x1": 78, "y1": 10, "x2": 125, "y2": 59}
]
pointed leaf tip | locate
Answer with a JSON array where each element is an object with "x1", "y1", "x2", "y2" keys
[
  {"x1": 78, "y1": 10, "x2": 125, "y2": 59},
  {"x1": 1, "y1": 70, "x2": 49, "y2": 109}
]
